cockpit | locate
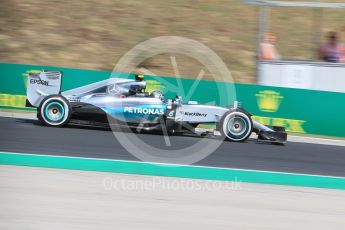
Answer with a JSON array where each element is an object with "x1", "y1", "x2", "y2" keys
[
  {"x1": 107, "y1": 80, "x2": 147, "y2": 96},
  {"x1": 107, "y1": 78, "x2": 164, "y2": 101},
  {"x1": 63, "y1": 74, "x2": 164, "y2": 102}
]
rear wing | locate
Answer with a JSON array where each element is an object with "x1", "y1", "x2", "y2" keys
[{"x1": 26, "y1": 71, "x2": 62, "y2": 107}]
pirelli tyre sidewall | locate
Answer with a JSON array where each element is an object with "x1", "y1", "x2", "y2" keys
[
  {"x1": 38, "y1": 95, "x2": 71, "y2": 127},
  {"x1": 220, "y1": 109, "x2": 252, "y2": 142}
]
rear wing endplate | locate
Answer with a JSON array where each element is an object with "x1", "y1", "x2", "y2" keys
[{"x1": 26, "y1": 71, "x2": 62, "y2": 107}]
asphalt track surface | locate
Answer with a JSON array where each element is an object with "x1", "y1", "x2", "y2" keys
[{"x1": 0, "y1": 117, "x2": 344, "y2": 177}]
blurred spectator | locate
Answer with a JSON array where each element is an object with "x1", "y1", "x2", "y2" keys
[
  {"x1": 341, "y1": 26, "x2": 345, "y2": 62},
  {"x1": 260, "y1": 32, "x2": 281, "y2": 61},
  {"x1": 319, "y1": 32, "x2": 345, "y2": 63}
]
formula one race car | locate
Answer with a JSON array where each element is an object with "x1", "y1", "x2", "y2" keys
[{"x1": 26, "y1": 71, "x2": 287, "y2": 144}]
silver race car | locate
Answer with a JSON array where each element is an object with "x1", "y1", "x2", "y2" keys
[{"x1": 26, "y1": 70, "x2": 287, "y2": 144}]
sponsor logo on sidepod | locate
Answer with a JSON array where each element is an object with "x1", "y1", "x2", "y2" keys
[
  {"x1": 184, "y1": 112, "x2": 207, "y2": 117},
  {"x1": 124, "y1": 107, "x2": 164, "y2": 115}
]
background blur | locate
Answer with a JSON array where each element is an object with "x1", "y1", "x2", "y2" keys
[{"x1": 1, "y1": 0, "x2": 345, "y2": 83}]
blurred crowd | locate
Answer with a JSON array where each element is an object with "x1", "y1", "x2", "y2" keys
[{"x1": 260, "y1": 28, "x2": 345, "y2": 63}]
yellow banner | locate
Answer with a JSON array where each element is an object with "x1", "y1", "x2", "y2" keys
[
  {"x1": 0, "y1": 94, "x2": 27, "y2": 108},
  {"x1": 252, "y1": 115, "x2": 306, "y2": 133}
]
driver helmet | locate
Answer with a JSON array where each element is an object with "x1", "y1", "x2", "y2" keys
[{"x1": 135, "y1": 74, "x2": 145, "y2": 81}]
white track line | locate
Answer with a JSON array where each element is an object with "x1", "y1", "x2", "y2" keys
[
  {"x1": 0, "y1": 111, "x2": 36, "y2": 120},
  {"x1": 287, "y1": 135, "x2": 345, "y2": 147}
]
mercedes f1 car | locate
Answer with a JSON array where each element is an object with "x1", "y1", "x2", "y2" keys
[{"x1": 26, "y1": 71, "x2": 287, "y2": 144}]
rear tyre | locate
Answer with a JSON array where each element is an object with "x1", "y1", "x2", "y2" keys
[
  {"x1": 37, "y1": 95, "x2": 71, "y2": 127},
  {"x1": 219, "y1": 110, "x2": 252, "y2": 142}
]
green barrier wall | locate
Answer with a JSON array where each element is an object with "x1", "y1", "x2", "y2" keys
[{"x1": 1, "y1": 62, "x2": 344, "y2": 137}]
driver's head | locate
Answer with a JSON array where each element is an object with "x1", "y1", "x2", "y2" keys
[
  {"x1": 135, "y1": 74, "x2": 144, "y2": 81},
  {"x1": 327, "y1": 32, "x2": 338, "y2": 45},
  {"x1": 264, "y1": 32, "x2": 277, "y2": 44}
]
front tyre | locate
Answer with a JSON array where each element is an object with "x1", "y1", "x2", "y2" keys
[
  {"x1": 38, "y1": 95, "x2": 71, "y2": 127},
  {"x1": 219, "y1": 110, "x2": 252, "y2": 142}
]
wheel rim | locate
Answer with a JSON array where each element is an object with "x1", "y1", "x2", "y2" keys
[
  {"x1": 223, "y1": 112, "x2": 251, "y2": 141},
  {"x1": 44, "y1": 102, "x2": 65, "y2": 122},
  {"x1": 227, "y1": 116, "x2": 247, "y2": 137}
]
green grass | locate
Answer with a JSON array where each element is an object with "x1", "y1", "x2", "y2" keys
[{"x1": 1, "y1": 0, "x2": 345, "y2": 83}]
